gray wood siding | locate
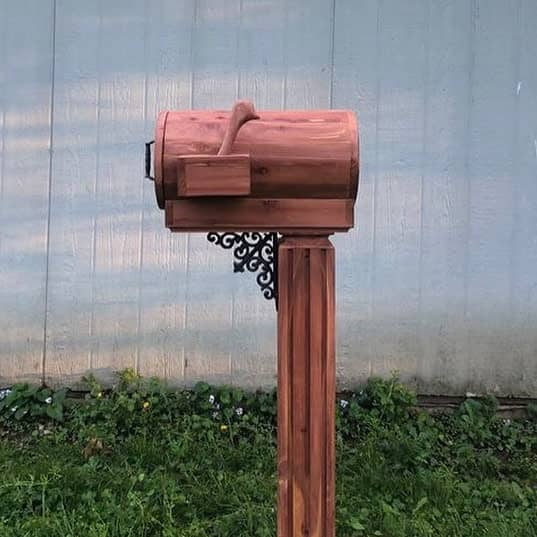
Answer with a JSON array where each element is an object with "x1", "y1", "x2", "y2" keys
[{"x1": 1, "y1": 0, "x2": 536, "y2": 395}]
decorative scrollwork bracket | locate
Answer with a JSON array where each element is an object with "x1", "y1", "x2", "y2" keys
[{"x1": 207, "y1": 232, "x2": 278, "y2": 308}]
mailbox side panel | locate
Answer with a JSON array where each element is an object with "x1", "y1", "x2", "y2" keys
[{"x1": 155, "y1": 110, "x2": 358, "y2": 203}]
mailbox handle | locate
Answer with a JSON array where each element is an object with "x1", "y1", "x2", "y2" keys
[
  {"x1": 217, "y1": 100, "x2": 259, "y2": 156},
  {"x1": 145, "y1": 140, "x2": 155, "y2": 181}
]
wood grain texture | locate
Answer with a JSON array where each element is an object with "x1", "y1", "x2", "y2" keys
[
  {"x1": 332, "y1": 0, "x2": 380, "y2": 384},
  {"x1": 175, "y1": 101, "x2": 256, "y2": 199},
  {"x1": 417, "y1": 0, "x2": 473, "y2": 393},
  {"x1": 2, "y1": 0, "x2": 537, "y2": 397},
  {"x1": 155, "y1": 109, "x2": 357, "y2": 204},
  {"x1": 284, "y1": 0, "x2": 334, "y2": 109},
  {"x1": 177, "y1": 154, "x2": 251, "y2": 197},
  {"x1": 181, "y1": 0, "x2": 241, "y2": 384},
  {"x1": 45, "y1": 0, "x2": 101, "y2": 385},
  {"x1": 45, "y1": 0, "x2": 146, "y2": 386},
  {"x1": 0, "y1": 0, "x2": 54, "y2": 384},
  {"x1": 464, "y1": 0, "x2": 520, "y2": 392},
  {"x1": 165, "y1": 198, "x2": 353, "y2": 233},
  {"x1": 229, "y1": 0, "x2": 287, "y2": 388},
  {"x1": 137, "y1": 0, "x2": 194, "y2": 384},
  {"x1": 216, "y1": 99, "x2": 259, "y2": 155},
  {"x1": 278, "y1": 236, "x2": 335, "y2": 537},
  {"x1": 509, "y1": 0, "x2": 537, "y2": 394},
  {"x1": 90, "y1": 0, "x2": 146, "y2": 380},
  {"x1": 362, "y1": 0, "x2": 426, "y2": 382}
]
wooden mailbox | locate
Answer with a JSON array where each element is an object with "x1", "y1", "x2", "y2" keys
[{"x1": 148, "y1": 100, "x2": 359, "y2": 537}]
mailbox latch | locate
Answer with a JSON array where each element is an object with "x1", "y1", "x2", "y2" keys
[{"x1": 145, "y1": 140, "x2": 155, "y2": 181}]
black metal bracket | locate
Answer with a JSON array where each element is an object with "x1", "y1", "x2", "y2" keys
[{"x1": 207, "y1": 232, "x2": 279, "y2": 307}]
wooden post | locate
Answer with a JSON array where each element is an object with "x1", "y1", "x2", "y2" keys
[{"x1": 277, "y1": 235, "x2": 336, "y2": 537}]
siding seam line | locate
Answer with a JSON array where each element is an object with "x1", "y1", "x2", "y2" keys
[
  {"x1": 508, "y1": 0, "x2": 522, "y2": 321},
  {"x1": 136, "y1": 0, "x2": 150, "y2": 375},
  {"x1": 89, "y1": 1, "x2": 103, "y2": 374},
  {"x1": 282, "y1": 0, "x2": 288, "y2": 109},
  {"x1": 0, "y1": 2, "x2": 8, "y2": 260},
  {"x1": 42, "y1": 0, "x2": 57, "y2": 385},
  {"x1": 183, "y1": 0, "x2": 198, "y2": 380},
  {"x1": 417, "y1": 0, "x2": 431, "y2": 387},
  {"x1": 370, "y1": 0, "x2": 382, "y2": 374},
  {"x1": 328, "y1": 0, "x2": 337, "y2": 109},
  {"x1": 462, "y1": 0, "x2": 477, "y2": 384}
]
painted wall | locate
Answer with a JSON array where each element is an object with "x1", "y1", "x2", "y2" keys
[{"x1": 1, "y1": 0, "x2": 536, "y2": 396}]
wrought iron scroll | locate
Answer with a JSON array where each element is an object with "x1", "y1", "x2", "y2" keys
[{"x1": 207, "y1": 232, "x2": 278, "y2": 307}]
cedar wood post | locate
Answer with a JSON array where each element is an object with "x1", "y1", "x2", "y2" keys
[{"x1": 277, "y1": 235, "x2": 336, "y2": 537}]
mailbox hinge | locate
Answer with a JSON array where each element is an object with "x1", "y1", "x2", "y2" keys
[{"x1": 206, "y1": 232, "x2": 279, "y2": 308}]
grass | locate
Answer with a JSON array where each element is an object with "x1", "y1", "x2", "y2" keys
[{"x1": 0, "y1": 371, "x2": 536, "y2": 536}]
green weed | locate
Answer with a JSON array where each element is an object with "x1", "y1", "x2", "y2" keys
[{"x1": 0, "y1": 373, "x2": 536, "y2": 536}]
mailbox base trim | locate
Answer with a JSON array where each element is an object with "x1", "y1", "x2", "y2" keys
[{"x1": 165, "y1": 198, "x2": 353, "y2": 233}]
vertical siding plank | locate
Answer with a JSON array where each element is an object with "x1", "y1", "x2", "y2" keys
[
  {"x1": 509, "y1": 0, "x2": 537, "y2": 395},
  {"x1": 368, "y1": 1, "x2": 427, "y2": 381},
  {"x1": 45, "y1": 1, "x2": 101, "y2": 385},
  {"x1": 284, "y1": 0, "x2": 334, "y2": 109},
  {"x1": 465, "y1": 0, "x2": 519, "y2": 394},
  {"x1": 237, "y1": 0, "x2": 286, "y2": 109},
  {"x1": 137, "y1": 0, "x2": 195, "y2": 384},
  {"x1": 231, "y1": 0, "x2": 287, "y2": 387},
  {"x1": 0, "y1": 0, "x2": 54, "y2": 385},
  {"x1": 183, "y1": 0, "x2": 241, "y2": 383},
  {"x1": 46, "y1": 0, "x2": 147, "y2": 386},
  {"x1": 418, "y1": 0, "x2": 473, "y2": 394},
  {"x1": 91, "y1": 0, "x2": 146, "y2": 382},
  {"x1": 7, "y1": 0, "x2": 537, "y2": 396},
  {"x1": 332, "y1": 0, "x2": 380, "y2": 384}
]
